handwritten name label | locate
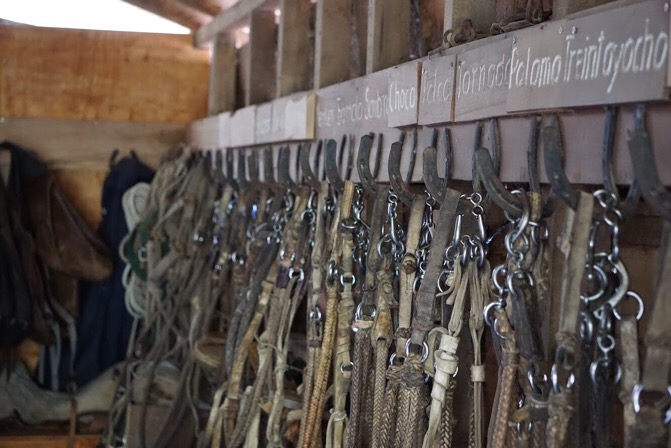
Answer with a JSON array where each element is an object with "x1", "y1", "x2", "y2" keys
[
  {"x1": 507, "y1": 0, "x2": 669, "y2": 110},
  {"x1": 387, "y1": 61, "x2": 421, "y2": 127},
  {"x1": 454, "y1": 39, "x2": 512, "y2": 122},
  {"x1": 418, "y1": 54, "x2": 456, "y2": 125},
  {"x1": 229, "y1": 105, "x2": 256, "y2": 147}
]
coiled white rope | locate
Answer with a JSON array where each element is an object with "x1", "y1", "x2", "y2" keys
[{"x1": 121, "y1": 182, "x2": 150, "y2": 319}]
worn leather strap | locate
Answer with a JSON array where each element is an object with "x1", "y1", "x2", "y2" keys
[
  {"x1": 411, "y1": 189, "x2": 462, "y2": 345},
  {"x1": 397, "y1": 197, "x2": 426, "y2": 355},
  {"x1": 546, "y1": 192, "x2": 594, "y2": 448}
]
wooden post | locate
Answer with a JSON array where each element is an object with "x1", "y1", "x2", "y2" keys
[
  {"x1": 314, "y1": 0, "x2": 351, "y2": 89},
  {"x1": 276, "y1": 0, "x2": 312, "y2": 97},
  {"x1": 353, "y1": 0, "x2": 368, "y2": 78},
  {"x1": 244, "y1": 9, "x2": 277, "y2": 106},
  {"x1": 208, "y1": 32, "x2": 236, "y2": 115},
  {"x1": 552, "y1": 0, "x2": 615, "y2": 19},
  {"x1": 366, "y1": 0, "x2": 410, "y2": 74},
  {"x1": 444, "y1": 0, "x2": 496, "y2": 35}
]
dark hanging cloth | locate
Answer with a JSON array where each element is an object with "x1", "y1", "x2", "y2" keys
[{"x1": 72, "y1": 151, "x2": 154, "y2": 387}]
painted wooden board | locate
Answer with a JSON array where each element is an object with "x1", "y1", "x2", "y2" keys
[
  {"x1": 418, "y1": 54, "x2": 457, "y2": 126},
  {"x1": 454, "y1": 37, "x2": 514, "y2": 122},
  {"x1": 387, "y1": 61, "x2": 421, "y2": 128},
  {"x1": 218, "y1": 112, "x2": 231, "y2": 148},
  {"x1": 229, "y1": 105, "x2": 256, "y2": 147},
  {"x1": 188, "y1": 115, "x2": 221, "y2": 149},
  {"x1": 255, "y1": 102, "x2": 273, "y2": 144},
  {"x1": 271, "y1": 92, "x2": 316, "y2": 141},
  {"x1": 0, "y1": 117, "x2": 184, "y2": 169},
  {"x1": 507, "y1": 0, "x2": 670, "y2": 112}
]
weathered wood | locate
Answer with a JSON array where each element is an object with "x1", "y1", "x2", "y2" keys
[
  {"x1": 256, "y1": 102, "x2": 274, "y2": 144},
  {"x1": 188, "y1": 114, "x2": 222, "y2": 148},
  {"x1": 419, "y1": 0, "x2": 445, "y2": 55},
  {"x1": 507, "y1": 1, "x2": 670, "y2": 112},
  {"x1": 276, "y1": 0, "x2": 312, "y2": 97},
  {"x1": 195, "y1": 0, "x2": 277, "y2": 46},
  {"x1": 353, "y1": 0, "x2": 369, "y2": 77},
  {"x1": 418, "y1": 54, "x2": 457, "y2": 125},
  {"x1": 366, "y1": 0, "x2": 411, "y2": 74},
  {"x1": 0, "y1": 24, "x2": 209, "y2": 124},
  {"x1": 314, "y1": 0, "x2": 351, "y2": 88},
  {"x1": 271, "y1": 92, "x2": 315, "y2": 141},
  {"x1": 0, "y1": 117, "x2": 183, "y2": 169},
  {"x1": 244, "y1": 9, "x2": 277, "y2": 106},
  {"x1": 387, "y1": 61, "x2": 421, "y2": 128},
  {"x1": 229, "y1": 105, "x2": 257, "y2": 146},
  {"x1": 444, "y1": 0, "x2": 497, "y2": 35},
  {"x1": 208, "y1": 32, "x2": 237, "y2": 114},
  {"x1": 174, "y1": 0, "x2": 223, "y2": 16},
  {"x1": 553, "y1": 0, "x2": 615, "y2": 19},
  {"x1": 0, "y1": 435, "x2": 100, "y2": 448},
  {"x1": 122, "y1": 0, "x2": 211, "y2": 29}
]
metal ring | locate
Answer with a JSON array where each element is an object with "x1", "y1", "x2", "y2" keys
[
  {"x1": 612, "y1": 291, "x2": 645, "y2": 321},
  {"x1": 483, "y1": 301, "x2": 504, "y2": 328},
  {"x1": 339, "y1": 272, "x2": 356, "y2": 287},
  {"x1": 404, "y1": 339, "x2": 430, "y2": 363},
  {"x1": 308, "y1": 306, "x2": 322, "y2": 323},
  {"x1": 590, "y1": 358, "x2": 622, "y2": 385},
  {"x1": 551, "y1": 363, "x2": 576, "y2": 394},
  {"x1": 339, "y1": 361, "x2": 354, "y2": 374},
  {"x1": 288, "y1": 267, "x2": 305, "y2": 282}
]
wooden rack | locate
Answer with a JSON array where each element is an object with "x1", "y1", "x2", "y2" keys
[{"x1": 189, "y1": 0, "x2": 671, "y2": 187}]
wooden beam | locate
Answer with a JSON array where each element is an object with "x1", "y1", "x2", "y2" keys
[
  {"x1": 0, "y1": 435, "x2": 100, "y2": 448},
  {"x1": 175, "y1": 0, "x2": 223, "y2": 16},
  {"x1": 208, "y1": 32, "x2": 237, "y2": 114},
  {"x1": 552, "y1": 0, "x2": 616, "y2": 19},
  {"x1": 195, "y1": 0, "x2": 277, "y2": 47},
  {"x1": 314, "y1": 0, "x2": 350, "y2": 89},
  {"x1": 419, "y1": 0, "x2": 444, "y2": 55},
  {"x1": 244, "y1": 9, "x2": 277, "y2": 105},
  {"x1": 366, "y1": 0, "x2": 410, "y2": 74},
  {"x1": 276, "y1": 0, "x2": 312, "y2": 97},
  {"x1": 0, "y1": 117, "x2": 184, "y2": 169},
  {"x1": 353, "y1": 0, "x2": 368, "y2": 77},
  {"x1": 122, "y1": 0, "x2": 211, "y2": 29},
  {"x1": 444, "y1": 0, "x2": 496, "y2": 35}
]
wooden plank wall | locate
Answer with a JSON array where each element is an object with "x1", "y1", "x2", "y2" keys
[{"x1": 0, "y1": 23, "x2": 210, "y2": 227}]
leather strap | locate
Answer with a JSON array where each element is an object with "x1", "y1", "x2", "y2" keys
[{"x1": 411, "y1": 189, "x2": 462, "y2": 345}]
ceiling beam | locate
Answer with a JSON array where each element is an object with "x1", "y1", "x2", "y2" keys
[
  {"x1": 123, "y1": 0, "x2": 212, "y2": 30},
  {"x1": 174, "y1": 0, "x2": 223, "y2": 17},
  {"x1": 194, "y1": 0, "x2": 277, "y2": 47}
]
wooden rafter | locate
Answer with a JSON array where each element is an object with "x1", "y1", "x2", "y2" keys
[
  {"x1": 174, "y1": 0, "x2": 223, "y2": 17},
  {"x1": 194, "y1": 0, "x2": 278, "y2": 47},
  {"x1": 122, "y1": 0, "x2": 212, "y2": 30}
]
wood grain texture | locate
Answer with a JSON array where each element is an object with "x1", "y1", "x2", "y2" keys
[
  {"x1": 244, "y1": 9, "x2": 277, "y2": 105},
  {"x1": 0, "y1": 24, "x2": 209, "y2": 124},
  {"x1": 208, "y1": 32, "x2": 237, "y2": 114},
  {"x1": 366, "y1": 0, "x2": 411, "y2": 74},
  {"x1": 0, "y1": 117, "x2": 183, "y2": 169},
  {"x1": 195, "y1": 0, "x2": 275, "y2": 46},
  {"x1": 314, "y1": 0, "x2": 351, "y2": 88},
  {"x1": 276, "y1": 0, "x2": 313, "y2": 97}
]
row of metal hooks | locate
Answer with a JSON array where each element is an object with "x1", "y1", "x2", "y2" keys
[{"x1": 196, "y1": 103, "x2": 669, "y2": 221}]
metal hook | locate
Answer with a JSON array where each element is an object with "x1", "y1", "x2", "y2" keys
[
  {"x1": 422, "y1": 128, "x2": 453, "y2": 204},
  {"x1": 294, "y1": 144, "x2": 303, "y2": 184},
  {"x1": 476, "y1": 146, "x2": 522, "y2": 217},
  {"x1": 628, "y1": 104, "x2": 671, "y2": 221},
  {"x1": 300, "y1": 142, "x2": 321, "y2": 189},
  {"x1": 372, "y1": 133, "x2": 383, "y2": 180},
  {"x1": 325, "y1": 139, "x2": 345, "y2": 194},
  {"x1": 278, "y1": 146, "x2": 296, "y2": 190},
  {"x1": 214, "y1": 150, "x2": 225, "y2": 185},
  {"x1": 237, "y1": 149, "x2": 249, "y2": 189},
  {"x1": 247, "y1": 150, "x2": 259, "y2": 184},
  {"x1": 405, "y1": 128, "x2": 418, "y2": 185},
  {"x1": 472, "y1": 119, "x2": 501, "y2": 196},
  {"x1": 345, "y1": 134, "x2": 356, "y2": 181},
  {"x1": 602, "y1": 106, "x2": 640, "y2": 219},
  {"x1": 225, "y1": 150, "x2": 237, "y2": 189},
  {"x1": 542, "y1": 116, "x2": 579, "y2": 211},
  {"x1": 314, "y1": 140, "x2": 324, "y2": 182},
  {"x1": 389, "y1": 136, "x2": 418, "y2": 206},
  {"x1": 263, "y1": 146, "x2": 275, "y2": 186},
  {"x1": 357, "y1": 133, "x2": 379, "y2": 196},
  {"x1": 526, "y1": 115, "x2": 556, "y2": 217}
]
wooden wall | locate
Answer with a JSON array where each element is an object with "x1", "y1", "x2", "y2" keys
[{"x1": 0, "y1": 23, "x2": 210, "y2": 227}]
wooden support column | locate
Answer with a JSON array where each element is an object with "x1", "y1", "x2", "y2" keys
[
  {"x1": 314, "y1": 0, "x2": 351, "y2": 89},
  {"x1": 353, "y1": 0, "x2": 368, "y2": 78},
  {"x1": 444, "y1": 0, "x2": 496, "y2": 35},
  {"x1": 276, "y1": 0, "x2": 312, "y2": 97},
  {"x1": 208, "y1": 32, "x2": 236, "y2": 115},
  {"x1": 366, "y1": 0, "x2": 410, "y2": 74},
  {"x1": 244, "y1": 9, "x2": 277, "y2": 106},
  {"x1": 552, "y1": 0, "x2": 615, "y2": 19}
]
